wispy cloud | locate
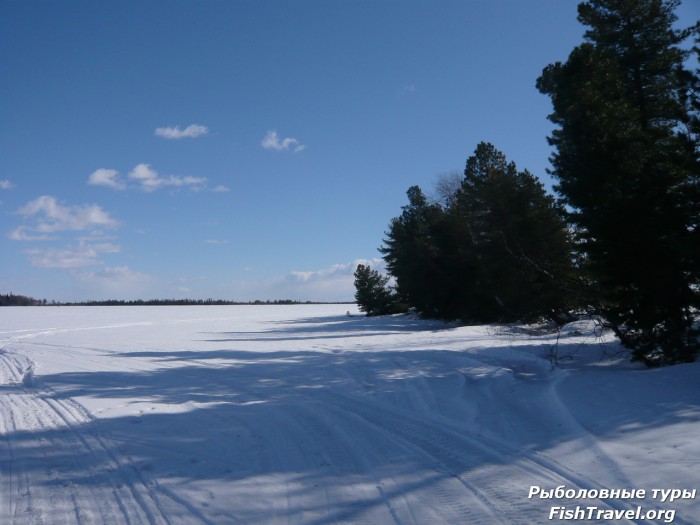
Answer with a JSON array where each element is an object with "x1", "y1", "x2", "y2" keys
[
  {"x1": 231, "y1": 259, "x2": 384, "y2": 302},
  {"x1": 11, "y1": 196, "x2": 119, "y2": 240},
  {"x1": 25, "y1": 242, "x2": 120, "y2": 269},
  {"x1": 88, "y1": 168, "x2": 126, "y2": 190},
  {"x1": 261, "y1": 130, "x2": 306, "y2": 153},
  {"x1": 8, "y1": 228, "x2": 55, "y2": 241},
  {"x1": 155, "y1": 124, "x2": 209, "y2": 139},
  {"x1": 0, "y1": 179, "x2": 15, "y2": 190},
  {"x1": 69, "y1": 266, "x2": 154, "y2": 299},
  {"x1": 286, "y1": 259, "x2": 386, "y2": 292},
  {"x1": 88, "y1": 164, "x2": 219, "y2": 193},
  {"x1": 203, "y1": 239, "x2": 229, "y2": 245},
  {"x1": 74, "y1": 265, "x2": 151, "y2": 286},
  {"x1": 128, "y1": 163, "x2": 208, "y2": 192},
  {"x1": 87, "y1": 162, "x2": 231, "y2": 193}
]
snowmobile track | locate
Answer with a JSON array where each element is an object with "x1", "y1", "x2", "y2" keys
[
  {"x1": 0, "y1": 347, "x2": 210, "y2": 525},
  {"x1": 319, "y1": 390, "x2": 644, "y2": 524}
]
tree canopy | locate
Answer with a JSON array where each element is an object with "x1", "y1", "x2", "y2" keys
[
  {"x1": 353, "y1": 264, "x2": 402, "y2": 316},
  {"x1": 537, "y1": 0, "x2": 700, "y2": 364},
  {"x1": 378, "y1": 143, "x2": 577, "y2": 324}
]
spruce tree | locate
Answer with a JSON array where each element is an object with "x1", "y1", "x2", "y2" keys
[{"x1": 537, "y1": 0, "x2": 699, "y2": 364}]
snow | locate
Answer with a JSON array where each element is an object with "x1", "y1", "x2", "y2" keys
[{"x1": 0, "y1": 305, "x2": 698, "y2": 524}]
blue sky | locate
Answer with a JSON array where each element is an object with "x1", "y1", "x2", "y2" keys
[{"x1": 2, "y1": 1, "x2": 698, "y2": 302}]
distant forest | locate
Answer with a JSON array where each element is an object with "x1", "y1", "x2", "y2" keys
[
  {"x1": 1, "y1": 293, "x2": 46, "y2": 306},
  {"x1": 0, "y1": 294, "x2": 350, "y2": 307}
]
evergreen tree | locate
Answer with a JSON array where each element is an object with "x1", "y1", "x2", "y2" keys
[
  {"x1": 0, "y1": 293, "x2": 43, "y2": 306},
  {"x1": 353, "y1": 264, "x2": 395, "y2": 316},
  {"x1": 380, "y1": 186, "x2": 475, "y2": 319},
  {"x1": 380, "y1": 144, "x2": 578, "y2": 324},
  {"x1": 537, "y1": 0, "x2": 700, "y2": 364},
  {"x1": 452, "y1": 143, "x2": 579, "y2": 323}
]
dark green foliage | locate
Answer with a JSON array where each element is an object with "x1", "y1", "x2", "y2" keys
[
  {"x1": 380, "y1": 186, "x2": 474, "y2": 319},
  {"x1": 381, "y1": 144, "x2": 578, "y2": 324},
  {"x1": 353, "y1": 264, "x2": 398, "y2": 316},
  {"x1": 537, "y1": 0, "x2": 700, "y2": 365},
  {"x1": 0, "y1": 293, "x2": 45, "y2": 306},
  {"x1": 452, "y1": 143, "x2": 580, "y2": 323}
]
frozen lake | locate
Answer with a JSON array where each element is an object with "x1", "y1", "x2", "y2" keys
[{"x1": 1, "y1": 305, "x2": 698, "y2": 524}]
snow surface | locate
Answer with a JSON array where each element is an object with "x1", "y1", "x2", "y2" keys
[{"x1": 0, "y1": 305, "x2": 698, "y2": 524}]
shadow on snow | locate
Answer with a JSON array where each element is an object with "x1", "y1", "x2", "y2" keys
[{"x1": 4, "y1": 313, "x2": 699, "y2": 524}]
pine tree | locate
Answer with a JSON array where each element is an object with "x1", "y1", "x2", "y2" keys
[
  {"x1": 380, "y1": 186, "x2": 476, "y2": 320},
  {"x1": 452, "y1": 142, "x2": 578, "y2": 323},
  {"x1": 353, "y1": 264, "x2": 395, "y2": 316},
  {"x1": 537, "y1": 0, "x2": 700, "y2": 364},
  {"x1": 380, "y1": 145, "x2": 578, "y2": 324}
]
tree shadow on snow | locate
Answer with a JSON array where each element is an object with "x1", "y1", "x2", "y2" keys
[
  {"x1": 201, "y1": 313, "x2": 455, "y2": 344},
  {"x1": 4, "y1": 313, "x2": 699, "y2": 524}
]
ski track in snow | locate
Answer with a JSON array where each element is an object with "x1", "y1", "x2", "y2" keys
[{"x1": 0, "y1": 306, "x2": 697, "y2": 524}]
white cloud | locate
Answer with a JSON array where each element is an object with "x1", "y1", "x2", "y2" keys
[
  {"x1": 0, "y1": 179, "x2": 15, "y2": 190},
  {"x1": 128, "y1": 163, "x2": 208, "y2": 192},
  {"x1": 128, "y1": 163, "x2": 160, "y2": 191},
  {"x1": 25, "y1": 242, "x2": 120, "y2": 269},
  {"x1": 89, "y1": 164, "x2": 219, "y2": 192},
  {"x1": 231, "y1": 259, "x2": 385, "y2": 302},
  {"x1": 88, "y1": 168, "x2": 126, "y2": 190},
  {"x1": 155, "y1": 124, "x2": 209, "y2": 139},
  {"x1": 75, "y1": 265, "x2": 150, "y2": 284},
  {"x1": 203, "y1": 239, "x2": 229, "y2": 245},
  {"x1": 261, "y1": 130, "x2": 306, "y2": 153},
  {"x1": 285, "y1": 259, "x2": 386, "y2": 292},
  {"x1": 72, "y1": 266, "x2": 153, "y2": 298},
  {"x1": 8, "y1": 227, "x2": 55, "y2": 241},
  {"x1": 14, "y1": 196, "x2": 119, "y2": 237}
]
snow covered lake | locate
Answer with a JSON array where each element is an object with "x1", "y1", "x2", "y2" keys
[{"x1": 1, "y1": 304, "x2": 698, "y2": 524}]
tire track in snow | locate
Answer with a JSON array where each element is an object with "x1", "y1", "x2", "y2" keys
[
  {"x1": 318, "y1": 390, "x2": 644, "y2": 525},
  {"x1": 236, "y1": 387, "x2": 507, "y2": 525},
  {"x1": 0, "y1": 314, "x2": 243, "y2": 347},
  {"x1": 42, "y1": 396, "x2": 165, "y2": 525},
  {"x1": 0, "y1": 352, "x2": 34, "y2": 385},
  {"x1": 0, "y1": 347, "x2": 211, "y2": 525},
  {"x1": 3, "y1": 392, "x2": 101, "y2": 525},
  {"x1": 286, "y1": 398, "x2": 502, "y2": 525},
  {"x1": 443, "y1": 357, "x2": 662, "y2": 522},
  {"x1": 318, "y1": 392, "x2": 515, "y2": 524},
  {"x1": 280, "y1": 402, "x2": 402, "y2": 525},
  {"x1": 395, "y1": 352, "x2": 657, "y2": 522}
]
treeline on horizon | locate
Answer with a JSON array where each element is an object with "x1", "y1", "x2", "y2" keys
[
  {"x1": 0, "y1": 294, "x2": 351, "y2": 307},
  {"x1": 354, "y1": 0, "x2": 699, "y2": 367}
]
